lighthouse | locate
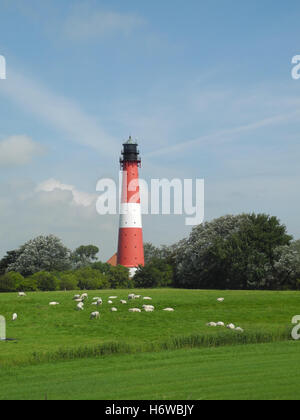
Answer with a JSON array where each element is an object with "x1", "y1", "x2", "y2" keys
[{"x1": 117, "y1": 136, "x2": 144, "y2": 276}]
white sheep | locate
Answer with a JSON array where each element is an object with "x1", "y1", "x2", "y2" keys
[
  {"x1": 111, "y1": 307, "x2": 118, "y2": 312},
  {"x1": 227, "y1": 323, "x2": 235, "y2": 330},
  {"x1": 143, "y1": 297, "x2": 152, "y2": 300},
  {"x1": 109, "y1": 296, "x2": 118, "y2": 299},
  {"x1": 91, "y1": 302, "x2": 98, "y2": 305},
  {"x1": 49, "y1": 302, "x2": 59, "y2": 306},
  {"x1": 96, "y1": 299, "x2": 103, "y2": 306},
  {"x1": 217, "y1": 298, "x2": 225, "y2": 302},
  {"x1": 90, "y1": 312, "x2": 100, "y2": 319},
  {"x1": 207, "y1": 322, "x2": 217, "y2": 327},
  {"x1": 142, "y1": 305, "x2": 155, "y2": 309},
  {"x1": 77, "y1": 302, "x2": 84, "y2": 311},
  {"x1": 163, "y1": 308, "x2": 174, "y2": 312},
  {"x1": 12, "y1": 313, "x2": 18, "y2": 321},
  {"x1": 73, "y1": 295, "x2": 81, "y2": 300},
  {"x1": 18, "y1": 292, "x2": 26, "y2": 297},
  {"x1": 93, "y1": 297, "x2": 101, "y2": 301},
  {"x1": 120, "y1": 300, "x2": 127, "y2": 304},
  {"x1": 235, "y1": 327, "x2": 244, "y2": 332},
  {"x1": 80, "y1": 293, "x2": 88, "y2": 300},
  {"x1": 108, "y1": 300, "x2": 113, "y2": 304},
  {"x1": 128, "y1": 293, "x2": 136, "y2": 300},
  {"x1": 217, "y1": 322, "x2": 225, "y2": 327},
  {"x1": 144, "y1": 307, "x2": 154, "y2": 312},
  {"x1": 129, "y1": 308, "x2": 141, "y2": 313}
]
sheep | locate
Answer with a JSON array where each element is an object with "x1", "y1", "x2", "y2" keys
[
  {"x1": 134, "y1": 295, "x2": 141, "y2": 299},
  {"x1": 111, "y1": 307, "x2": 118, "y2": 312},
  {"x1": 227, "y1": 323, "x2": 235, "y2": 330},
  {"x1": 77, "y1": 302, "x2": 84, "y2": 311},
  {"x1": 206, "y1": 322, "x2": 217, "y2": 327},
  {"x1": 109, "y1": 296, "x2": 118, "y2": 299},
  {"x1": 235, "y1": 327, "x2": 244, "y2": 333},
  {"x1": 73, "y1": 295, "x2": 81, "y2": 300},
  {"x1": 12, "y1": 313, "x2": 18, "y2": 321},
  {"x1": 90, "y1": 311, "x2": 100, "y2": 319},
  {"x1": 93, "y1": 297, "x2": 101, "y2": 301},
  {"x1": 143, "y1": 297, "x2": 152, "y2": 300},
  {"x1": 120, "y1": 300, "x2": 127, "y2": 304},
  {"x1": 91, "y1": 302, "x2": 98, "y2": 306},
  {"x1": 142, "y1": 305, "x2": 155, "y2": 309},
  {"x1": 49, "y1": 302, "x2": 59, "y2": 306},
  {"x1": 163, "y1": 308, "x2": 174, "y2": 312},
  {"x1": 18, "y1": 292, "x2": 26, "y2": 297},
  {"x1": 129, "y1": 308, "x2": 141, "y2": 313},
  {"x1": 217, "y1": 298, "x2": 225, "y2": 302},
  {"x1": 80, "y1": 293, "x2": 88, "y2": 300},
  {"x1": 96, "y1": 299, "x2": 103, "y2": 306},
  {"x1": 108, "y1": 300, "x2": 113, "y2": 304},
  {"x1": 128, "y1": 294, "x2": 136, "y2": 300},
  {"x1": 74, "y1": 298, "x2": 83, "y2": 303},
  {"x1": 144, "y1": 307, "x2": 154, "y2": 312},
  {"x1": 217, "y1": 322, "x2": 225, "y2": 327}
]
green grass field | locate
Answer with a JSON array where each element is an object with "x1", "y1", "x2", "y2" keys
[{"x1": 0, "y1": 289, "x2": 299, "y2": 399}]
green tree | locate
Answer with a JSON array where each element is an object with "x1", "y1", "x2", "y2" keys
[
  {"x1": 134, "y1": 259, "x2": 174, "y2": 288},
  {"x1": 108, "y1": 265, "x2": 132, "y2": 289},
  {"x1": 32, "y1": 271, "x2": 60, "y2": 291},
  {"x1": 0, "y1": 250, "x2": 21, "y2": 276},
  {"x1": 59, "y1": 273, "x2": 79, "y2": 291},
  {"x1": 72, "y1": 245, "x2": 99, "y2": 268},
  {"x1": 7, "y1": 235, "x2": 71, "y2": 276},
  {"x1": 0, "y1": 271, "x2": 24, "y2": 292},
  {"x1": 74, "y1": 267, "x2": 109, "y2": 290},
  {"x1": 173, "y1": 213, "x2": 292, "y2": 290}
]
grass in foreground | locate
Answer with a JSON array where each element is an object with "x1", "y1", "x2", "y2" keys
[
  {"x1": 0, "y1": 341, "x2": 300, "y2": 400},
  {"x1": 0, "y1": 289, "x2": 298, "y2": 366}
]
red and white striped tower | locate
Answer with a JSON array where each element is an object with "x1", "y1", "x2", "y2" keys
[{"x1": 117, "y1": 137, "x2": 144, "y2": 276}]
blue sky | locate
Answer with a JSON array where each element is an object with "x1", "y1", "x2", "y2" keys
[{"x1": 0, "y1": 0, "x2": 300, "y2": 260}]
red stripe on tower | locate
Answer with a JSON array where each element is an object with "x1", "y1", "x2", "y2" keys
[{"x1": 117, "y1": 137, "x2": 144, "y2": 276}]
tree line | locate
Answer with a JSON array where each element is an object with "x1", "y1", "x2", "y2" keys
[{"x1": 1, "y1": 213, "x2": 300, "y2": 292}]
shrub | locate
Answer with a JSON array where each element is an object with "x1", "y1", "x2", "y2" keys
[
  {"x1": 108, "y1": 265, "x2": 132, "y2": 289},
  {"x1": 59, "y1": 273, "x2": 79, "y2": 291},
  {"x1": 32, "y1": 271, "x2": 60, "y2": 291},
  {"x1": 0, "y1": 271, "x2": 24, "y2": 292},
  {"x1": 74, "y1": 267, "x2": 110, "y2": 290},
  {"x1": 18, "y1": 276, "x2": 38, "y2": 292},
  {"x1": 134, "y1": 259, "x2": 174, "y2": 288}
]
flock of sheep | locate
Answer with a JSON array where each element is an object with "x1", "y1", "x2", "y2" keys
[
  {"x1": 206, "y1": 297, "x2": 244, "y2": 333},
  {"x1": 10, "y1": 293, "x2": 244, "y2": 333},
  {"x1": 12, "y1": 291, "x2": 175, "y2": 321}
]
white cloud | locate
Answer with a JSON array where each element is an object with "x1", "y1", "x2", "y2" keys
[
  {"x1": 63, "y1": 5, "x2": 144, "y2": 41},
  {"x1": 0, "y1": 135, "x2": 45, "y2": 167},
  {"x1": 36, "y1": 178, "x2": 96, "y2": 207}
]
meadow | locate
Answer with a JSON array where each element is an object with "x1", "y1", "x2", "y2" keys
[{"x1": 0, "y1": 289, "x2": 299, "y2": 400}]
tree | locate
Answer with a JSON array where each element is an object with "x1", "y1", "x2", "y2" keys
[
  {"x1": 7, "y1": 235, "x2": 71, "y2": 276},
  {"x1": 0, "y1": 271, "x2": 24, "y2": 292},
  {"x1": 31, "y1": 271, "x2": 60, "y2": 291},
  {"x1": 73, "y1": 267, "x2": 109, "y2": 290},
  {"x1": 134, "y1": 259, "x2": 174, "y2": 288},
  {"x1": 0, "y1": 250, "x2": 21, "y2": 275},
  {"x1": 172, "y1": 213, "x2": 292, "y2": 290},
  {"x1": 71, "y1": 245, "x2": 99, "y2": 268},
  {"x1": 108, "y1": 265, "x2": 132, "y2": 289},
  {"x1": 59, "y1": 273, "x2": 79, "y2": 291}
]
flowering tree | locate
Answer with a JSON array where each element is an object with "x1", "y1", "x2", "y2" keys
[{"x1": 8, "y1": 235, "x2": 71, "y2": 276}]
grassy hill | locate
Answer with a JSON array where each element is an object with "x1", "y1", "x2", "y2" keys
[{"x1": 0, "y1": 289, "x2": 299, "y2": 399}]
